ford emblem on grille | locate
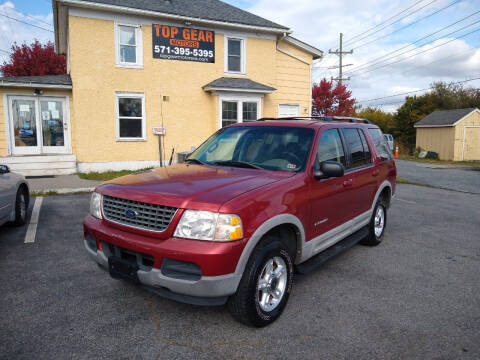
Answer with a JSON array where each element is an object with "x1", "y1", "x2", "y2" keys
[{"x1": 125, "y1": 209, "x2": 137, "y2": 219}]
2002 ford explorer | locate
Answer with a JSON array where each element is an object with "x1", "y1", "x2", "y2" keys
[{"x1": 83, "y1": 117, "x2": 396, "y2": 327}]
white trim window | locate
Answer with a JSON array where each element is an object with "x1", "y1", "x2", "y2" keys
[
  {"x1": 115, "y1": 93, "x2": 146, "y2": 141},
  {"x1": 115, "y1": 23, "x2": 143, "y2": 67},
  {"x1": 219, "y1": 95, "x2": 260, "y2": 128},
  {"x1": 225, "y1": 36, "x2": 246, "y2": 74}
]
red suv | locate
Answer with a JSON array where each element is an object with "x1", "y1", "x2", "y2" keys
[{"x1": 84, "y1": 117, "x2": 396, "y2": 327}]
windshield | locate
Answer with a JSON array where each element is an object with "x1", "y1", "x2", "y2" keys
[{"x1": 188, "y1": 126, "x2": 315, "y2": 172}]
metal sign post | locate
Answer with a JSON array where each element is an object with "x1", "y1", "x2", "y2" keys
[{"x1": 153, "y1": 126, "x2": 166, "y2": 167}]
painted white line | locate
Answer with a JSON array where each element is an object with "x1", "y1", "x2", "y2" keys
[
  {"x1": 395, "y1": 197, "x2": 417, "y2": 204},
  {"x1": 24, "y1": 197, "x2": 43, "y2": 244}
]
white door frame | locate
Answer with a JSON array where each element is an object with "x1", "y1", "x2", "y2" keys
[
  {"x1": 218, "y1": 93, "x2": 262, "y2": 129},
  {"x1": 5, "y1": 94, "x2": 72, "y2": 156},
  {"x1": 462, "y1": 125, "x2": 480, "y2": 160}
]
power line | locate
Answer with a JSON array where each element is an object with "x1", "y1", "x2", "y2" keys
[
  {"x1": 351, "y1": 0, "x2": 462, "y2": 50},
  {"x1": 345, "y1": 14, "x2": 480, "y2": 75},
  {"x1": 402, "y1": 46, "x2": 478, "y2": 76},
  {"x1": 346, "y1": 0, "x2": 439, "y2": 47},
  {"x1": 356, "y1": 76, "x2": 480, "y2": 103},
  {"x1": 349, "y1": 26, "x2": 480, "y2": 77},
  {"x1": 344, "y1": 0, "x2": 428, "y2": 46},
  {"x1": 0, "y1": 48, "x2": 10, "y2": 54},
  {"x1": 0, "y1": 12, "x2": 54, "y2": 33}
]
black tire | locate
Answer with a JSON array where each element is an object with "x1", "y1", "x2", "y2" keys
[
  {"x1": 13, "y1": 187, "x2": 28, "y2": 226},
  {"x1": 360, "y1": 197, "x2": 387, "y2": 246},
  {"x1": 228, "y1": 237, "x2": 294, "y2": 327}
]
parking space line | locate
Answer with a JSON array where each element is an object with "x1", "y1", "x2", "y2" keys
[
  {"x1": 395, "y1": 197, "x2": 417, "y2": 204},
  {"x1": 24, "y1": 197, "x2": 43, "y2": 244}
]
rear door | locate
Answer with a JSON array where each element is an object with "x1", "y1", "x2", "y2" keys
[
  {"x1": 0, "y1": 171, "x2": 14, "y2": 221},
  {"x1": 341, "y1": 127, "x2": 377, "y2": 216},
  {"x1": 308, "y1": 128, "x2": 354, "y2": 238}
]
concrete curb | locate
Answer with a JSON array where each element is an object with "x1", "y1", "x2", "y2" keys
[{"x1": 31, "y1": 187, "x2": 95, "y2": 196}]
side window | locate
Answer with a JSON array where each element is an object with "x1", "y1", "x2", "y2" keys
[
  {"x1": 342, "y1": 128, "x2": 370, "y2": 169},
  {"x1": 225, "y1": 37, "x2": 245, "y2": 74},
  {"x1": 368, "y1": 128, "x2": 392, "y2": 160},
  {"x1": 358, "y1": 129, "x2": 372, "y2": 164},
  {"x1": 116, "y1": 24, "x2": 143, "y2": 67},
  {"x1": 317, "y1": 129, "x2": 346, "y2": 166}
]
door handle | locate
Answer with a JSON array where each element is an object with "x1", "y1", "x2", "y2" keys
[
  {"x1": 343, "y1": 179, "x2": 353, "y2": 187},
  {"x1": 372, "y1": 169, "x2": 380, "y2": 177}
]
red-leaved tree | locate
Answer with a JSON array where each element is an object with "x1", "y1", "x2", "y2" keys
[
  {"x1": 312, "y1": 78, "x2": 356, "y2": 116},
  {"x1": 0, "y1": 40, "x2": 66, "y2": 77}
]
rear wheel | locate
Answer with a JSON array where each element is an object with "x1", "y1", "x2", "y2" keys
[
  {"x1": 228, "y1": 237, "x2": 293, "y2": 327},
  {"x1": 361, "y1": 197, "x2": 387, "y2": 246},
  {"x1": 13, "y1": 187, "x2": 28, "y2": 226}
]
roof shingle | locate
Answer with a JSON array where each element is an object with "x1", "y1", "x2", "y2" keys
[
  {"x1": 72, "y1": 0, "x2": 288, "y2": 30},
  {"x1": 203, "y1": 77, "x2": 276, "y2": 92},
  {"x1": 414, "y1": 108, "x2": 478, "y2": 127},
  {"x1": 0, "y1": 74, "x2": 72, "y2": 86}
]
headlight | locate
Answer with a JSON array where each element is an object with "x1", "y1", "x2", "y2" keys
[
  {"x1": 174, "y1": 210, "x2": 243, "y2": 241},
  {"x1": 90, "y1": 192, "x2": 102, "y2": 219}
]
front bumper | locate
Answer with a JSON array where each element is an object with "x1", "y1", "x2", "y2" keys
[{"x1": 83, "y1": 215, "x2": 244, "y2": 305}]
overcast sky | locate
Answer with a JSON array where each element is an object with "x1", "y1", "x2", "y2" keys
[{"x1": 1, "y1": 0, "x2": 479, "y2": 111}]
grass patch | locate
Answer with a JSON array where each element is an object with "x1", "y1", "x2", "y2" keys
[
  {"x1": 396, "y1": 177, "x2": 414, "y2": 185},
  {"x1": 78, "y1": 167, "x2": 153, "y2": 181},
  {"x1": 397, "y1": 154, "x2": 480, "y2": 168}
]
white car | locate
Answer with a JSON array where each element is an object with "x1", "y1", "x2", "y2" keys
[
  {"x1": 0, "y1": 165, "x2": 29, "y2": 227},
  {"x1": 384, "y1": 134, "x2": 394, "y2": 151}
]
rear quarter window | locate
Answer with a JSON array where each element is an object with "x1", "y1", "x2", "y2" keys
[{"x1": 368, "y1": 128, "x2": 393, "y2": 160}]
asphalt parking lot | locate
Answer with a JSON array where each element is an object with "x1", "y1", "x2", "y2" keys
[
  {"x1": 396, "y1": 159, "x2": 480, "y2": 194},
  {"x1": 1, "y1": 183, "x2": 479, "y2": 359}
]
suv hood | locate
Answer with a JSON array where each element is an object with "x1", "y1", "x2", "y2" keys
[{"x1": 97, "y1": 164, "x2": 294, "y2": 211}]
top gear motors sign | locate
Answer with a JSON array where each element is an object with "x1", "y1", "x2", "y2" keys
[{"x1": 152, "y1": 24, "x2": 215, "y2": 63}]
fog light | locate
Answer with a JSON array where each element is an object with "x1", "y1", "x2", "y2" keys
[{"x1": 86, "y1": 234, "x2": 97, "y2": 251}]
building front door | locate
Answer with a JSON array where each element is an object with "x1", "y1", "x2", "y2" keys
[{"x1": 8, "y1": 96, "x2": 71, "y2": 155}]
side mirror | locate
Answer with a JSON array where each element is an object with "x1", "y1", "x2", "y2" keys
[
  {"x1": 314, "y1": 161, "x2": 344, "y2": 180},
  {"x1": 0, "y1": 165, "x2": 10, "y2": 174}
]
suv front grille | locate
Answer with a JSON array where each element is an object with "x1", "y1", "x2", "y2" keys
[{"x1": 102, "y1": 195, "x2": 177, "y2": 232}]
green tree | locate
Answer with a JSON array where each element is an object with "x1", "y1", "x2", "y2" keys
[
  {"x1": 354, "y1": 107, "x2": 394, "y2": 133},
  {"x1": 390, "y1": 82, "x2": 480, "y2": 152}
]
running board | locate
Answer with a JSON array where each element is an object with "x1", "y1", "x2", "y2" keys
[{"x1": 295, "y1": 226, "x2": 369, "y2": 274}]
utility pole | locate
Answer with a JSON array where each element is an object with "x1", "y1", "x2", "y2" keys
[{"x1": 329, "y1": 33, "x2": 353, "y2": 84}]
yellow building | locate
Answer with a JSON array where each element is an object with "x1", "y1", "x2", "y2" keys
[
  {"x1": 0, "y1": 0, "x2": 322, "y2": 175},
  {"x1": 414, "y1": 108, "x2": 480, "y2": 161}
]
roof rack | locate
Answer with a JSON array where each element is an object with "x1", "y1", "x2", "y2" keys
[{"x1": 257, "y1": 116, "x2": 371, "y2": 124}]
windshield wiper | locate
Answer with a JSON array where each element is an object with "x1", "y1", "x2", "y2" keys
[
  {"x1": 185, "y1": 158, "x2": 207, "y2": 165},
  {"x1": 214, "y1": 160, "x2": 263, "y2": 169}
]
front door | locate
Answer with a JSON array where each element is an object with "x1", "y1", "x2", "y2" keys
[
  {"x1": 308, "y1": 128, "x2": 353, "y2": 239},
  {"x1": 8, "y1": 96, "x2": 70, "y2": 155}
]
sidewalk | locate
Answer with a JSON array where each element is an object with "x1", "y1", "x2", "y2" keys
[{"x1": 27, "y1": 175, "x2": 102, "y2": 194}]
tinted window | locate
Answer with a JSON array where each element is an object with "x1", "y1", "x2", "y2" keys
[
  {"x1": 369, "y1": 128, "x2": 392, "y2": 160},
  {"x1": 342, "y1": 128, "x2": 366, "y2": 168},
  {"x1": 358, "y1": 129, "x2": 372, "y2": 164},
  {"x1": 317, "y1": 129, "x2": 346, "y2": 166},
  {"x1": 189, "y1": 126, "x2": 314, "y2": 172}
]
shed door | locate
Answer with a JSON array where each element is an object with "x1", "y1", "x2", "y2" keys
[
  {"x1": 278, "y1": 104, "x2": 300, "y2": 118},
  {"x1": 464, "y1": 127, "x2": 480, "y2": 160}
]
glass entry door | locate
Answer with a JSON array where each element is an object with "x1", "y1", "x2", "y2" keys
[{"x1": 9, "y1": 96, "x2": 70, "y2": 155}]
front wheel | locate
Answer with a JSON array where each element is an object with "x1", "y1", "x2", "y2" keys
[
  {"x1": 228, "y1": 238, "x2": 293, "y2": 327},
  {"x1": 13, "y1": 187, "x2": 28, "y2": 226},
  {"x1": 361, "y1": 197, "x2": 387, "y2": 246}
]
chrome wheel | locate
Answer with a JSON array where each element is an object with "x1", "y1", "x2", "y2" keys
[
  {"x1": 374, "y1": 206, "x2": 385, "y2": 238},
  {"x1": 19, "y1": 193, "x2": 26, "y2": 221},
  {"x1": 256, "y1": 256, "x2": 287, "y2": 312}
]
